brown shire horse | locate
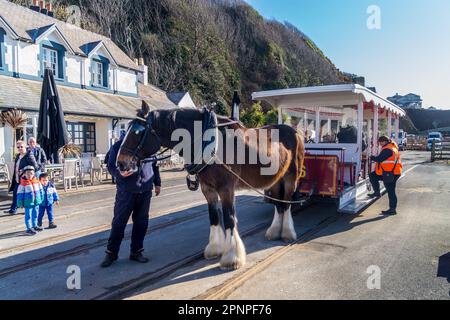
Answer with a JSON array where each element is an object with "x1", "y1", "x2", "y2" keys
[{"x1": 117, "y1": 102, "x2": 305, "y2": 270}]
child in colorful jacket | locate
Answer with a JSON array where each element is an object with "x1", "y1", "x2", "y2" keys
[
  {"x1": 16, "y1": 166, "x2": 44, "y2": 235},
  {"x1": 38, "y1": 172, "x2": 59, "y2": 229}
]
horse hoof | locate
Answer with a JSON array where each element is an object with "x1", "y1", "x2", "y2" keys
[
  {"x1": 204, "y1": 253, "x2": 220, "y2": 260},
  {"x1": 281, "y1": 231, "x2": 297, "y2": 243},
  {"x1": 265, "y1": 228, "x2": 281, "y2": 241},
  {"x1": 219, "y1": 258, "x2": 245, "y2": 271},
  {"x1": 204, "y1": 247, "x2": 222, "y2": 260}
]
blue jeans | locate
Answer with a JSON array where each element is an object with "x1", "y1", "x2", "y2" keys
[
  {"x1": 38, "y1": 204, "x2": 53, "y2": 226},
  {"x1": 38, "y1": 205, "x2": 54, "y2": 226},
  {"x1": 25, "y1": 206, "x2": 39, "y2": 230}
]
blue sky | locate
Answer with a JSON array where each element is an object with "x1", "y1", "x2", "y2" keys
[{"x1": 245, "y1": 0, "x2": 450, "y2": 109}]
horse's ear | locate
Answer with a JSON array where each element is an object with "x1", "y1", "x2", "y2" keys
[{"x1": 141, "y1": 100, "x2": 150, "y2": 117}]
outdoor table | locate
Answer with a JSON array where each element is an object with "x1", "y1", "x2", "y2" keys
[
  {"x1": 45, "y1": 163, "x2": 64, "y2": 181},
  {"x1": 45, "y1": 159, "x2": 84, "y2": 188}
]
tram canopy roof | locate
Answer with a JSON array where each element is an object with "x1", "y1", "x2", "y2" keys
[{"x1": 252, "y1": 84, "x2": 406, "y2": 117}]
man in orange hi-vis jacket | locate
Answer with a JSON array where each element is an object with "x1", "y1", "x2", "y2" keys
[{"x1": 368, "y1": 135, "x2": 403, "y2": 215}]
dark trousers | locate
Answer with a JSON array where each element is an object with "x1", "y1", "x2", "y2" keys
[
  {"x1": 9, "y1": 184, "x2": 19, "y2": 212},
  {"x1": 106, "y1": 191, "x2": 152, "y2": 255},
  {"x1": 369, "y1": 172, "x2": 400, "y2": 210}
]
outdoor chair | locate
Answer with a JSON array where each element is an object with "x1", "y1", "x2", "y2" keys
[
  {"x1": 0, "y1": 157, "x2": 11, "y2": 188},
  {"x1": 90, "y1": 156, "x2": 104, "y2": 185},
  {"x1": 95, "y1": 154, "x2": 109, "y2": 180},
  {"x1": 63, "y1": 159, "x2": 79, "y2": 192},
  {"x1": 80, "y1": 156, "x2": 93, "y2": 187}
]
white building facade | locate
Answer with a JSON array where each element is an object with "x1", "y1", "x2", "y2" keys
[{"x1": 0, "y1": 0, "x2": 153, "y2": 161}]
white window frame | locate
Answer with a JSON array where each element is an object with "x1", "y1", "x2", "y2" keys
[
  {"x1": 43, "y1": 47, "x2": 58, "y2": 77},
  {"x1": 92, "y1": 61, "x2": 103, "y2": 87}
]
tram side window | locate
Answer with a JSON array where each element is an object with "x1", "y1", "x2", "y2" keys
[
  {"x1": 335, "y1": 105, "x2": 358, "y2": 143},
  {"x1": 320, "y1": 120, "x2": 339, "y2": 143},
  {"x1": 305, "y1": 119, "x2": 316, "y2": 143}
]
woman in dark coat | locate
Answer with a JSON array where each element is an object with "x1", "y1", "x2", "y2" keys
[{"x1": 5, "y1": 140, "x2": 38, "y2": 215}]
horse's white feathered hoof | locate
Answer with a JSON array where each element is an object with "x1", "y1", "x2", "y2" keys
[
  {"x1": 265, "y1": 225, "x2": 281, "y2": 241},
  {"x1": 281, "y1": 229, "x2": 297, "y2": 243},
  {"x1": 281, "y1": 207, "x2": 297, "y2": 242},
  {"x1": 266, "y1": 207, "x2": 282, "y2": 241},
  {"x1": 220, "y1": 229, "x2": 246, "y2": 270},
  {"x1": 204, "y1": 245, "x2": 221, "y2": 260},
  {"x1": 204, "y1": 225, "x2": 225, "y2": 260}
]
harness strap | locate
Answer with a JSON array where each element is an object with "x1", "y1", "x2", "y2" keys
[{"x1": 212, "y1": 155, "x2": 307, "y2": 205}]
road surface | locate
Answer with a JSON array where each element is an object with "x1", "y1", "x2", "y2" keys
[{"x1": 0, "y1": 151, "x2": 448, "y2": 300}]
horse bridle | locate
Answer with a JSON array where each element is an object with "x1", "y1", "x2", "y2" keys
[{"x1": 120, "y1": 113, "x2": 160, "y2": 163}]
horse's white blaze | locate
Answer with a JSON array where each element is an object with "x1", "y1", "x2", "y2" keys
[
  {"x1": 204, "y1": 225, "x2": 225, "y2": 260},
  {"x1": 265, "y1": 206, "x2": 282, "y2": 240},
  {"x1": 281, "y1": 206, "x2": 296, "y2": 242},
  {"x1": 220, "y1": 228, "x2": 246, "y2": 270}
]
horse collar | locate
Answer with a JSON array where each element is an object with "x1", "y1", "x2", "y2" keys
[{"x1": 184, "y1": 108, "x2": 218, "y2": 176}]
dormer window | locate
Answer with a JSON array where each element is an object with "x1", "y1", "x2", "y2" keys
[
  {"x1": 42, "y1": 47, "x2": 58, "y2": 76},
  {"x1": 90, "y1": 56, "x2": 109, "y2": 89},
  {"x1": 40, "y1": 40, "x2": 66, "y2": 80},
  {"x1": 92, "y1": 61, "x2": 103, "y2": 87}
]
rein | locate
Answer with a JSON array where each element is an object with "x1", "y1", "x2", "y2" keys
[{"x1": 211, "y1": 154, "x2": 308, "y2": 205}]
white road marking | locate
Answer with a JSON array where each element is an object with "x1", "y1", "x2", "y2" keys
[{"x1": 399, "y1": 165, "x2": 418, "y2": 181}]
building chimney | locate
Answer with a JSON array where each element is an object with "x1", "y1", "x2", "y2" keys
[
  {"x1": 39, "y1": 1, "x2": 48, "y2": 15},
  {"x1": 45, "y1": 2, "x2": 54, "y2": 17},
  {"x1": 30, "y1": 0, "x2": 40, "y2": 12},
  {"x1": 137, "y1": 58, "x2": 148, "y2": 86},
  {"x1": 134, "y1": 58, "x2": 139, "y2": 65}
]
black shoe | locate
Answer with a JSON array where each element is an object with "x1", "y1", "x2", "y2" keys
[
  {"x1": 382, "y1": 209, "x2": 397, "y2": 215},
  {"x1": 100, "y1": 252, "x2": 118, "y2": 268},
  {"x1": 33, "y1": 226, "x2": 43, "y2": 232},
  {"x1": 5, "y1": 210, "x2": 17, "y2": 215},
  {"x1": 367, "y1": 193, "x2": 381, "y2": 199},
  {"x1": 130, "y1": 252, "x2": 149, "y2": 263},
  {"x1": 48, "y1": 222, "x2": 57, "y2": 229},
  {"x1": 26, "y1": 229, "x2": 36, "y2": 235}
]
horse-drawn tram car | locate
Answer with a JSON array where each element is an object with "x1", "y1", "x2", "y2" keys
[{"x1": 252, "y1": 84, "x2": 406, "y2": 214}]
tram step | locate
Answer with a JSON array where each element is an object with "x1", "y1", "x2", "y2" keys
[{"x1": 338, "y1": 187, "x2": 386, "y2": 215}]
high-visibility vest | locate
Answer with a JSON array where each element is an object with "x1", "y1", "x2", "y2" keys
[{"x1": 375, "y1": 142, "x2": 403, "y2": 176}]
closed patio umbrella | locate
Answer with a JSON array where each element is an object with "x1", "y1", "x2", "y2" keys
[{"x1": 37, "y1": 68, "x2": 69, "y2": 163}]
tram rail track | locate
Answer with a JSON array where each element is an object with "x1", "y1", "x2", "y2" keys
[
  {"x1": 93, "y1": 203, "x2": 323, "y2": 300},
  {"x1": 0, "y1": 197, "x2": 257, "y2": 279},
  {"x1": 194, "y1": 215, "x2": 339, "y2": 300},
  {"x1": 0, "y1": 184, "x2": 191, "y2": 234}
]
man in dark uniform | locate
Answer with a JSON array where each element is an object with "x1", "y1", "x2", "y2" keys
[
  {"x1": 368, "y1": 135, "x2": 403, "y2": 215},
  {"x1": 101, "y1": 137, "x2": 161, "y2": 267}
]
